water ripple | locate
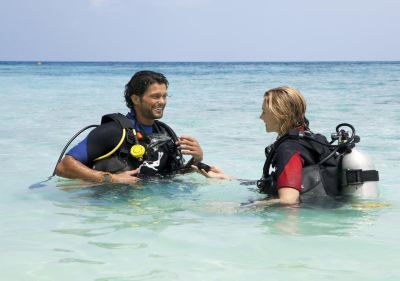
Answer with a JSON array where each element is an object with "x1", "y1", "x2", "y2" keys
[{"x1": 95, "y1": 270, "x2": 179, "y2": 281}]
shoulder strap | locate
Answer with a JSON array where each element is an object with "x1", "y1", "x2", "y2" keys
[
  {"x1": 284, "y1": 130, "x2": 335, "y2": 164},
  {"x1": 154, "y1": 120, "x2": 185, "y2": 169},
  {"x1": 262, "y1": 135, "x2": 290, "y2": 177},
  {"x1": 154, "y1": 120, "x2": 179, "y2": 142}
]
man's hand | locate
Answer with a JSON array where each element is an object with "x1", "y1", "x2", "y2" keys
[
  {"x1": 112, "y1": 169, "x2": 140, "y2": 184},
  {"x1": 178, "y1": 135, "x2": 203, "y2": 162}
]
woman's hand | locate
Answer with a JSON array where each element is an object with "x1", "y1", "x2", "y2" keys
[{"x1": 192, "y1": 165, "x2": 231, "y2": 180}]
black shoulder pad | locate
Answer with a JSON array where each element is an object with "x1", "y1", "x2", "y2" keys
[
  {"x1": 100, "y1": 113, "x2": 133, "y2": 129},
  {"x1": 303, "y1": 134, "x2": 330, "y2": 153}
]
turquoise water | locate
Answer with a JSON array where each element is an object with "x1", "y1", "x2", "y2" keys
[{"x1": 1, "y1": 62, "x2": 399, "y2": 280}]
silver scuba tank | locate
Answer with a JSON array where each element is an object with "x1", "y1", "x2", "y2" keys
[
  {"x1": 341, "y1": 148, "x2": 379, "y2": 198},
  {"x1": 331, "y1": 124, "x2": 379, "y2": 198}
]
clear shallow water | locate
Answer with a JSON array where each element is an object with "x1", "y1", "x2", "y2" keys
[{"x1": 0, "y1": 61, "x2": 399, "y2": 280}]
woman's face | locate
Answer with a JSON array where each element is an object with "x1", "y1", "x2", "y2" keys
[{"x1": 260, "y1": 98, "x2": 279, "y2": 133}]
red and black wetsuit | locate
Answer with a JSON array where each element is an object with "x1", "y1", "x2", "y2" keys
[
  {"x1": 258, "y1": 129, "x2": 339, "y2": 197},
  {"x1": 274, "y1": 140, "x2": 307, "y2": 193}
]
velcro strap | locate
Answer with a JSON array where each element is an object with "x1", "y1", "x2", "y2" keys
[{"x1": 346, "y1": 169, "x2": 379, "y2": 185}]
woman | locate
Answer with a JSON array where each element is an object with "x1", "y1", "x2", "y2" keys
[{"x1": 194, "y1": 86, "x2": 337, "y2": 205}]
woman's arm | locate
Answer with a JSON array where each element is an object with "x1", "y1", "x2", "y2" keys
[
  {"x1": 278, "y1": 187, "x2": 300, "y2": 204},
  {"x1": 193, "y1": 163, "x2": 299, "y2": 204},
  {"x1": 191, "y1": 165, "x2": 232, "y2": 180},
  {"x1": 242, "y1": 188, "x2": 299, "y2": 209}
]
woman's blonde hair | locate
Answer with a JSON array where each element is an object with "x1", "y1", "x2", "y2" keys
[{"x1": 264, "y1": 86, "x2": 308, "y2": 136}]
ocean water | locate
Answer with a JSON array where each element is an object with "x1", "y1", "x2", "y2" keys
[{"x1": 0, "y1": 61, "x2": 399, "y2": 280}]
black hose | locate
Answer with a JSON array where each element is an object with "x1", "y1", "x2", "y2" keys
[
  {"x1": 302, "y1": 135, "x2": 337, "y2": 148},
  {"x1": 318, "y1": 146, "x2": 340, "y2": 165},
  {"x1": 52, "y1": 125, "x2": 98, "y2": 176}
]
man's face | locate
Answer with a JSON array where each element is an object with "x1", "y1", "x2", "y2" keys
[{"x1": 132, "y1": 83, "x2": 168, "y2": 123}]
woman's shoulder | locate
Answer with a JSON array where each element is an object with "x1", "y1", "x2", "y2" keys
[
  {"x1": 276, "y1": 137, "x2": 317, "y2": 162},
  {"x1": 276, "y1": 138, "x2": 304, "y2": 153}
]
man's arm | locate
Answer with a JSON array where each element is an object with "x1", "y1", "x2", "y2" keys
[
  {"x1": 56, "y1": 155, "x2": 107, "y2": 182},
  {"x1": 56, "y1": 122, "x2": 140, "y2": 184},
  {"x1": 56, "y1": 155, "x2": 140, "y2": 184}
]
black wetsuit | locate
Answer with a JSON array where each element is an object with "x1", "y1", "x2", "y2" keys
[{"x1": 67, "y1": 112, "x2": 185, "y2": 176}]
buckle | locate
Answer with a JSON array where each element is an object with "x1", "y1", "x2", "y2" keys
[{"x1": 346, "y1": 169, "x2": 363, "y2": 185}]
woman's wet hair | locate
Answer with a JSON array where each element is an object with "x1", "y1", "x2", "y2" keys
[
  {"x1": 124, "y1": 70, "x2": 169, "y2": 110},
  {"x1": 264, "y1": 86, "x2": 308, "y2": 136}
]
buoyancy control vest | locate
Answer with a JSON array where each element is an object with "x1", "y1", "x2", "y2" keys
[
  {"x1": 91, "y1": 113, "x2": 185, "y2": 177},
  {"x1": 257, "y1": 130, "x2": 339, "y2": 197},
  {"x1": 257, "y1": 124, "x2": 379, "y2": 198}
]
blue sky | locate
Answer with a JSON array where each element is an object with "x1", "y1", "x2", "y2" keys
[{"x1": 1, "y1": 0, "x2": 399, "y2": 61}]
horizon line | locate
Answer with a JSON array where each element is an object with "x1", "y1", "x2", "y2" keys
[{"x1": 1, "y1": 59, "x2": 400, "y2": 64}]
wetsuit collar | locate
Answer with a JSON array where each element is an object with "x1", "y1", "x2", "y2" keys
[{"x1": 126, "y1": 111, "x2": 153, "y2": 135}]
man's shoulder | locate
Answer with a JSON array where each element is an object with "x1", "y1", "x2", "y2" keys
[
  {"x1": 89, "y1": 119, "x2": 122, "y2": 140},
  {"x1": 101, "y1": 112, "x2": 134, "y2": 129}
]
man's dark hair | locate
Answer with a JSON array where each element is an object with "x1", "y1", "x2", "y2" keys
[{"x1": 124, "y1": 70, "x2": 169, "y2": 110}]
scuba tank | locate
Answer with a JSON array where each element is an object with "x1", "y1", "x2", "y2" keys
[
  {"x1": 332, "y1": 124, "x2": 379, "y2": 198},
  {"x1": 341, "y1": 149, "x2": 379, "y2": 198}
]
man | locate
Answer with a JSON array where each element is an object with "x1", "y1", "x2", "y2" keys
[{"x1": 56, "y1": 70, "x2": 203, "y2": 184}]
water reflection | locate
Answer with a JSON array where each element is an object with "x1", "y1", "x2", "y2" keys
[
  {"x1": 30, "y1": 176, "x2": 207, "y2": 241},
  {"x1": 31, "y1": 176, "x2": 391, "y2": 240},
  {"x1": 246, "y1": 197, "x2": 389, "y2": 236},
  {"x1": 25, "y1": 175, "x2": 395, "y2": 281},
  {"x1": 94, "y1": 270, "x2": 179, "y2": 281}
]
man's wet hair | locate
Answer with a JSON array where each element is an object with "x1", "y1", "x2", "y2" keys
[{"x1": 124, "y1": 70, "x2": 169, "y2": 110}]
